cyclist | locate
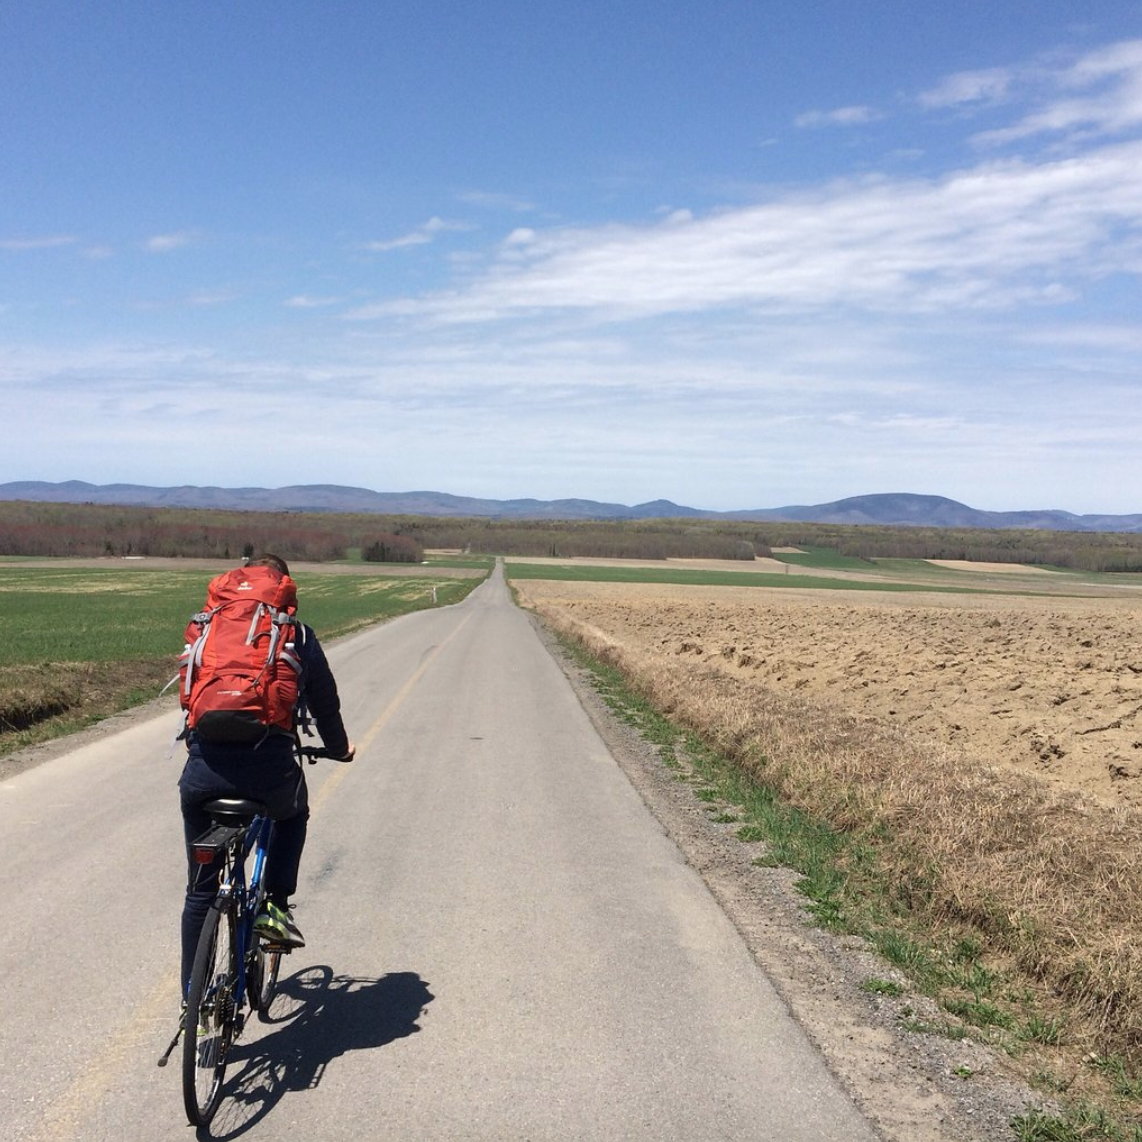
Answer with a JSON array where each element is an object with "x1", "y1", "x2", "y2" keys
[{"x1": 177, "y1": 554, "x2": 355, "y2": 993}]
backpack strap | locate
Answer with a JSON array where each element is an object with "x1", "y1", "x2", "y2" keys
[
  {"x1": 182, "y1": 608, "x2": 218, "y2": 699},
  {"x1": 293, "y1": 623, "x2": 314, "y2": 738}
]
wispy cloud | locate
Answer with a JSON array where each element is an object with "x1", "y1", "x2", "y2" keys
[
  {"x1": 284, "y1": 294, "x2": 340, "y2": 309},
  {"x1": 187, "y1": 288, "x2": 237, "y2": 307},
  {"x1": 0, "y1": 235, "x2": 77, "y2": 251},
  {"x1": 145, "y1": 231, "x2": 194, "y2": 253},
  {"x1": 919, "y1": 66, "x2": 1014, "y2": 109},
  {"x1": 362, "y1": 216, "x2": 475, "y2": 252},
  {"x1": 455, "y1": 189, "x2": 537, "y2": 212},
  {"x1": 346, "y1": 138, "x2": 1142, "y2": 325},
  {"x1": 978, "y1": 42, "x2": 1142, "y2": 144},
  {"x1": 794, "y1": 105, "x2": 882, "y2": 128},
  {"x1": 919, "y1": 39, "x2": 1142, "y2": 146}
]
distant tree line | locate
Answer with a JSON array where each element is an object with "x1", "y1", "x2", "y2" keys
[
  {"x1": 412, "y1": 521, "x2": 759, "y2": 561},
  {"x1": 0, "y1": 503, "x2": 422, "y2": 563},
  {"x1": 1, "y1": 501, "x2": 1139, "y2": 572},
  {"x1": 763, "y1": 523, "x2": 1142, "y2": 573}
]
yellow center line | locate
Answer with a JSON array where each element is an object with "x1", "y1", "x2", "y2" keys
[
  {"x1": 28, "y1": 972, "x2": 180, "y2": 1142},
  {"x1": 309, "y1": 611, "x2": 473, "y2": 812}
]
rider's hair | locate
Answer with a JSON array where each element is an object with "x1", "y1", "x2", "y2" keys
[{"x1": 246, "y1": 553, "x2": 290, "y2": 576}]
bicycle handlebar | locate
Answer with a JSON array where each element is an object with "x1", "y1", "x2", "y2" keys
[{"x1": 296, "y1": 744, "x2": 355, "y2": 765}]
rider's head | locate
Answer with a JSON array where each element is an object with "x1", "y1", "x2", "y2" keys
[{"x1": 246, "y1": 553, "x2": 290, "y2": 577}]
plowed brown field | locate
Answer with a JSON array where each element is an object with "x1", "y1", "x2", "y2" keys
[{"x1": 516, "y1": 570, "x2": 1142, "y2": 807}]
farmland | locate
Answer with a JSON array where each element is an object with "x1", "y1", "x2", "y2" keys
[
  {"x1": 510, "y1": 553, "x2": 1142, "y2": 1123},
  {"x1": 0, "y1": 559, "x2": 487, "y2": 756},
  {"x1": 510, "y1": 561, "x2": 1142, "y2": 807},
  {"x1": 6, "y1": 528, "x2": 1142, "y2": 1125}
]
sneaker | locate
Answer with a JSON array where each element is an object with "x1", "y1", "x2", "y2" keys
[
  {"x1": 253, "y1": 901, "x2": 305, "y2": 947},
  {"x1": 180, "y1": 1001, "x2": 210, "y2": 1039}
]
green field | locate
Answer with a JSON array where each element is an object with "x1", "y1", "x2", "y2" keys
[
  {"x1": 0, "y1": 566, "x2": 482, "y2": 667},
  {"x1": 771, "y1": 546, "x2": 879, "y2": 571},
  {"x1": 0, "y1": 564, "x2": 486, "y2": 755}
]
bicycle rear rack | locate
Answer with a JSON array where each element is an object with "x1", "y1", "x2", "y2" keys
[{"x1": 191, "y1": 823, "x2": 247, "y2": 865}]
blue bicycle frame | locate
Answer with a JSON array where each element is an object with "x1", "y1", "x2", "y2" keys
[
  {"x1": 168, "y1": 744, "x2": 345, "y2": 1125},
  {"x1": 190, "y1": 805, "x2": 276, "y2": 1012}
]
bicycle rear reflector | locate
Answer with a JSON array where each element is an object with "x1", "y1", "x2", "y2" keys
[{"x1": 191, "y1": 822, "x2": 247, "y2": 864}]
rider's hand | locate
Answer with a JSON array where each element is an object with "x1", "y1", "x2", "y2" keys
[{"x1": 339, "y1": 741, "x2": 356, "y2": 762}]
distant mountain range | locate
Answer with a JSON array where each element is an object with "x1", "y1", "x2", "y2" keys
[{"x1": 2, "y1": 481, "x2": 1139, "y2": 533}]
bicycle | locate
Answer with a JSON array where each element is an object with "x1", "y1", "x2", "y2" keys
[{"x1": 157, "y1": 745, "x2": 348, "y2": 1127}]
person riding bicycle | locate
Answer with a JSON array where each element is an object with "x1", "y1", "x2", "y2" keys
[{"x1": 177, "y1": 554, "x2": 355, "y2": 993}]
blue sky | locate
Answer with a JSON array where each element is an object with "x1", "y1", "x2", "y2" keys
[{"x1": 3, "y1": 1, "x2": 1142, "y2": 514}]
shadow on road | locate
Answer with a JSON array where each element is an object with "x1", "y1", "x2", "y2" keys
[{"x1": 200, "y1": 965, "x2": 434, "y2": 1139}]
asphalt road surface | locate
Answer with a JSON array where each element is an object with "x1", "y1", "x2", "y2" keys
[{"x1": 2, "y1": 565, "x2": 884, "y2": 1141}]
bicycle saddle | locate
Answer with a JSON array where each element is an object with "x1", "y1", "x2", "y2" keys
[{"x1": 202, "y1": 797, "x2": 270, "y2": 822}]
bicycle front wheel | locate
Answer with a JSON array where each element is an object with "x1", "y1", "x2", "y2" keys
[
  {"x1": 248, "y1": 936, "x2": 281, "y2": 1015},
  {"x1": 182, "y1": 900, "x2": 238, "y2": 1126}
]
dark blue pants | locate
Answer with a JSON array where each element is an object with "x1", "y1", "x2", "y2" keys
[{"x1": 178, "y1": 742, "x2": 309, "y2": 993}]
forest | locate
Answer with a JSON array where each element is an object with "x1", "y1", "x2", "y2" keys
[{"x1": 1, "y1": 499, "x2": 1141, "y2": 572}]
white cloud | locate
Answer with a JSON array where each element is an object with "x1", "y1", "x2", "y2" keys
[
  {"x1": 362, "y1": 216, "x2": 475, "y2": 252},
  {"x1": 951, "y1": 39, "x2": 1142, "y2": 145},
  {"x1": 345, "y1": 139, "x2": 1142, "y2": 325},
  {"x1": 5, "y1": 320, "x2": 1136, "y2": 513},
  {"x1": 1068, "y1": 38, "x2": 1142, "y2": 85},
  {"x1": 1018, "y1": 322, "x2": 1142, "y2": 352},
  {"x1": 0, "y1": 235, "x2": 77, "y2": 251},
  {"x1": 146, "y1": 231, "x2": 193, "y2": 253},
  {"x1": 187, "y1": 289, "x2": 236, "y2": 307},
  {"x1": 363, "y1": 232, "x2": 432, "y2": 252},
  {"x1": 794, "y1": 105, "x2": 882, "y2": 128},
  {"x1": 284, "y1": 294, "x2": 340, "y2": 308},
  {"x1": 919, "y1": 66, "x2": 1014, "y2": 109},
  {"x1": 455, "y1": 189, "x2": 537, "y2": 212}
]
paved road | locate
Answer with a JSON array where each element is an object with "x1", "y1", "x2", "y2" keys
[{"x1": 1, "y1": 566, "x2": 883, "y2": 1141}]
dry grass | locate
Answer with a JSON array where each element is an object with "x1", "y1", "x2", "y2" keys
[
  {"x1": 530, "y1": 597, "x2": 1142, "y2": 1073},
  {"x1": 0, "y1": 659, "x2": 177, "y2": 755}
]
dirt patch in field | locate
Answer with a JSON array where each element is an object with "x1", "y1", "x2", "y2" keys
[
  {"x1": 514, "y1": 579, "x2": 1142, "y2": 808},
  {"x1": 926, "y1": 560, "x2": 1054, "y2": 575}
]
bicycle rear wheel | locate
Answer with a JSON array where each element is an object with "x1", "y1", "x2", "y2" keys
[{"x1": 182, "y1": 900, "x2": 238, "y2": 1126}]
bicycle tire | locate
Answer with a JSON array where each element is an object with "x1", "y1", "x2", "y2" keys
[
  {"x1": 248, "y1": 936, "x2": 281, "y2": 1014},
  {"x1": 246, "y1": 844, "x2": 279, "y2": 1015},
  {"x1": 182, "y1": 900, "x2": 238, "y2": 1126}
]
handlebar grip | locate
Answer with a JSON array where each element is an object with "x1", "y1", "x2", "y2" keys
[{"x1": 297, "y1": 746, "x2": 354, "y2": 764}]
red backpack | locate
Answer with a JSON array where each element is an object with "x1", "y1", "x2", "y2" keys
[{"x1": 179, "y1": 566, "x2": 303, "y2": 743}]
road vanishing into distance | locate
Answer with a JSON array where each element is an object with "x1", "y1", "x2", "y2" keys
[{"x1": 2, "y1": 565, "x2": 884, "y2": 1141}]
